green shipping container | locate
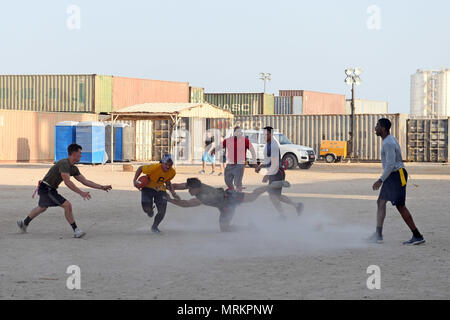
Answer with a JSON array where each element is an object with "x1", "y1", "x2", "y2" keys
[
  {"x1": 204, "y1": 93, "x2": 270, "y2": 115},
  {"x1": 189, "y1": 86, "x2": 204, "y2": 103},
  {"x1": 0, "y1": 74, "x2": 95, "y2": 113},
  {"x1": 94, "y1": 75, "x2": 113, "y2": 113}
]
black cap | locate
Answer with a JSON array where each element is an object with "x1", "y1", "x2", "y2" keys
[{"x1": 263, "y1": 126, "x2": 273, "y2": 131}]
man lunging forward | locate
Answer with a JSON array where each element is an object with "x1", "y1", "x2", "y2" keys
[
  {"x1": 167, "y1": 178, "x2": 289, "y2": 232},
  {"x1": 369, "y1": 118, "x2": 425, "y2": 245},
  {"x1": 17, "y1": 144, "x2": 112, "y2": 238}
]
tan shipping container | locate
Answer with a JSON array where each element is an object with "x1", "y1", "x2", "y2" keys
[
  {"x1": 112, "y1": 76, "x2": 189, "y2": 111},
  {"x1": 233, "y1": 114, "x2": 408, "y2": 161},
  {"x1": 0, "y1": 110, "x2": 97, "y2": 162}
]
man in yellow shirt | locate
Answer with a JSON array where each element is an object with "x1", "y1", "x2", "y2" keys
[{"x1": 133, "y1": 154, "x2": 180, "y2": 233}]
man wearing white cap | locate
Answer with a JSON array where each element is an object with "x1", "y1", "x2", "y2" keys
[{"x1": 133, "y1": 154, "x2": 180, "y2": 233}]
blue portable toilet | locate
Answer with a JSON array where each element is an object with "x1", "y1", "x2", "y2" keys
[
  {"x1": 105, "y1": 123, "x2": 129, "y2": 162},
  {"x1": 76, "y1": 121, "x2": 106, "y2": 164},
  {"x1": 55, "y1": 121, "x2": 78, "y2": 162}
]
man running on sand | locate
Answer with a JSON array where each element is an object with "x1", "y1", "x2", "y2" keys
[
  {"x1": 368, "y1": 118, "x2": 425, "y2": 245},
  {"x1": 255, "y1": 126, "x2": 303, "y2": 219},
  {"x1": 17, "y1": 144, "x2": 112, "y2": 238},
  {"x1": 167, "y1": 177, "x2": 290, "y2": 232},
  {"x1": 133, "y1": 154, "x2": 180, "y2": 233},
  {"x1": 213, "y1": 126, "x2": 257, "y2": 191}
]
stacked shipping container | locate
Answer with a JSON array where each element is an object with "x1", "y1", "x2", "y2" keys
[
  {"x1": 0, "y1": 75, "x2": 190, "y2": 113},
  {"x1": 345, "y1": 99, "x2": 388, "y2": 114},
  {"x1": 204, "y1": 93, "x2": 274, "y2": 115},
  {"x1": 407, "y1": 119, "x2": 449, "y2": 162},
  {"x1": 279, "y1": 90, "x2": 346, "y2": 114}
]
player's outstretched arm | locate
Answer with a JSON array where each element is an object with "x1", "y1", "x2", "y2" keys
[
  {"x1": 171, "y1": 182, "x2": 187, "y2": 190},
  {"x1": 62, "y1": 173, "x2": 91, "y2": 200},
  {"x1": 167, "y1": 196, "x2": 202, "y2": 208},
  {"x1": 74, "y1": 175, "x2": 112, "y2": 191}
]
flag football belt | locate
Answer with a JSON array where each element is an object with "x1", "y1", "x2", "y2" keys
[{"x1": 399, "y1": 168, "x2": 407, "y2": 187}]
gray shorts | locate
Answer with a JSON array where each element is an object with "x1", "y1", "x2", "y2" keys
[{"x1": 224, "y1": 164, "x2": 245, "y2": 188}]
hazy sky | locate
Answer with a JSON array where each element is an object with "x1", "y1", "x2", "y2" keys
[{"x1": 0, "y1": 0, "x2": 448, "y2": 113}]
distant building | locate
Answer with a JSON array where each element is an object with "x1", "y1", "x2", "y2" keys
[{"x1": 410, "y1": 69, "x2": 450, "y2": 118}]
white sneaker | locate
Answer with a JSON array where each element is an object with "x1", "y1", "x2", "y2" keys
[
  {"x1": 17, "y1": 220, "x2": 27, "y2": 233},
  {"x1": 74, "y1": 228, "x2": 86, "y2": 238}
]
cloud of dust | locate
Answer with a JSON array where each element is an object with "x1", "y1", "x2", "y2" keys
[{"x1": 164, "y1": 199, "x2": 373, "y2": 261}]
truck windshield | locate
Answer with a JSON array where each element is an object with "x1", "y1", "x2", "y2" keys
[{"x1": 275, "y1": 134, "x2": 292, "y2": 145}]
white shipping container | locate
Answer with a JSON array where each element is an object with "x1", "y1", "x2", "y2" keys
[
  {"x1": 346, "y1": 99, "x2": 388, "y2": 114},
  {"x1": 292, "y1": 96, "x2": 303, "y2": 114}
]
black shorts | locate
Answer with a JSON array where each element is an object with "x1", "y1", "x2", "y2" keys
[
  {"x1": 268, "y1": 168, "x2": 286, "y2": 197},
  {"x1": 38, "y1": 183, "x2": 67, "y2": 208},
  {"x1": 378, "y1": 168, "x2": 408, "y2": 206}
]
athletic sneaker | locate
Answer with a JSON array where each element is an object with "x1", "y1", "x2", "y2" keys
[
  {"x1": 74, "y1": 228, "x2": 86, "y2": 238},
  {"x1": 151, "y1": 226, "x2": 162, "y2": 234},
  {"x1": 210, "y1": 171, "x2": 215, "y2": 175},
  {"x1": 269, "y1": 180, "x2": 291, "y2": 188},
  {"x1": 17, "y1": 220, "x2": 27, "y2": 233},
  {"x1": 218, "y1": 172, "x2": 223, "y2": 176},
  {"x1": 199, "y1": 170, "x2": 206, "y2": 174},
  {"x1": 366, "y1": 232, "x2": 383, "y2": 244},
  {"x1": 296, "y1": 202, "x2": 304, "y2": 216},
  {"x1": 402, "y1": 235, "x2": 425, "y2": 245}
]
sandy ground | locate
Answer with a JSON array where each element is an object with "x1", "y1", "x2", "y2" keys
[{"x1": 0, "y1": 161, "x2": 449, "y2": 300}]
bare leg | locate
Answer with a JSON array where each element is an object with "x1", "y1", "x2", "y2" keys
[
  {"x1": 377, "y1": 199, "x2": 387, "y2": 228},
  {"x1": 28, "y1": 206, "x2": 47, "y2": 220},
  {"x1": 396, "y1": 205, "x2": 418, "y2": 231},
  {"x1": 270, "y1": 193, "x2": 284, "y2": 213},
  {"x1": 279, "y1": 195, "x2": 297, "y2": 208},
  {"x1": 202, "y1": 162, "x2": 206, "y2": 171},
  {"x1": 212, "y1": 163, "x2": 216, "y2": 172},
  {"x1": 241, "y1": 185, "x2": 271, "y2": 203},
  {"x1": 61, "y1": 201, "x2": 75, "y2": 224}
]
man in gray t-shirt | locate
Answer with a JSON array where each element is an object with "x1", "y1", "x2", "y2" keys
[
  {"x1": 368, "y1": 118, "x2": 425, "y2": 245},
  {"x1": 17, "y1": 143, "x2": 112, "y2": 238}
]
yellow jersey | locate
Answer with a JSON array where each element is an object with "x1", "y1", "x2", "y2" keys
[{"x1": 142, "y1": 163, "x2": 176, "y2": 191}]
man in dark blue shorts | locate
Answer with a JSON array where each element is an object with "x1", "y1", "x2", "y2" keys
[
  {"x1": 17, "y1": 144, "x2": 112, "y2": 238},
  {"x1": 369, "y1": 118, "x2": 425, "y2": 245}
]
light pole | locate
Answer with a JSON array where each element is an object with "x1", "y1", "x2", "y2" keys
[
  {"x1": 259, "y1": 72, "x2": 271, "y2": 93},
  {"x1": 345, "y1": 67, "x2": 362, "y2": 159}
]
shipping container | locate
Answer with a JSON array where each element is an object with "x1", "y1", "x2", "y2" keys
[
  {"x1": 279, "y1": 90, "x2": 346, "y2": 114},
  {"x1": 302, "y1": 90, "x2": 346, "y2": 114},
  {"x1": 189, "y1": 86, "x2": 205, "y2": 103},
  {"x1": 0, "y1": 74, "x2": 95, "y2": 113},
  {"x1": 274, "y1": 96, "x2": 292, "y2": 114},
  {"x1": 279, "y1": 90, "x2": 303, "y2": 97},
  {"x1": 112, "y1": 76, "x2": 189, "y2": 111},
  {"x1": 232, "y1": 114, "x2": 408, "y2": 161},
  {"x1": 292, "y1": 96, "x2": 303, "y2": 114},
  {"x1": 94, "y1": 75, "x2": 113, "y2": 113},
  {"x1": 204, "y1": 93, "x2": 271, "y2": 115},
  {"x1": 407, "y1": 119, "x2": 449, "y2": 162},
  {"x1": 0, "y1": 110, "x2": 97, "y2": 162},
  {"x1": 345, "y1": 99, "x2": 388, "y2": 114},
  {"x1": 263, "y1": 94, "x2": 274, "y2": 115}
]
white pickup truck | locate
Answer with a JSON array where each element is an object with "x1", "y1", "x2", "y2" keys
[{"x1": 225, "y1": 129, "x2": 316, "y2": 169}]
